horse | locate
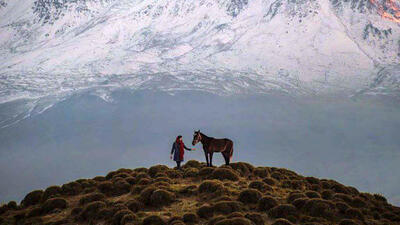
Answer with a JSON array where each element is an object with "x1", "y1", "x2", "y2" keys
[{"x1": 192, "y1": 130, "x2": 234, "y2": 166}]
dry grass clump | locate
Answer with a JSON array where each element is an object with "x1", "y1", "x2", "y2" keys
[
  {"x1": 305, "y1": 191, "x2": 321, "y2": 199},
  {"x1": 373, "y1": 193, "x2": 387, "y2": 203},
  {"x1": 214, "y1": 217, "x2": 253, "y2": 225},
  {"x1": 21, "y1": 190, "x2": 44, "y2": 207},
  {"x1": 238, "y1": 189, "x2": 262, "y2": 204},
  {"x1": 350, "y1": 197, "x2": 367, "y2": 208},
  {"x1": 253, "y1": 167, "x2": 269, "y2": 178},
  {"x1": 42, "y1": 186, "x2": 63, "y2": 202},
  {"x1": 248, "y1": 181, "x2": 273, "y2": 193},
  {"x1": 330, "y1": 183, "x2": 351, "y2": 194},
  {"x1": 229, "y1": 162, "x2": 254, "y2": 176},
  {"x1": 211, "y1": 168, "x2": 240, "y2": 181},
  {"x1": 150, "y1": 189, "x2": 175, "y2": 207},
  {"x1": 113, "y1": 180, "x2": 131, "y2": 195},
  {"x1": 78, "y1": 201, "x2": 106, "y2": 221},
  {"x1": 165, "y1": 170, "x2": 183, "y2": 180},
  {"x1": 70, "y1": 207, "x2": 82, "y2": 216},
  {"x1": 134, "y1": 172, "x2": 151, "y2": 182},
  {"x1": 291, "y1": 198, "x2": 308, "y2": 209},
  {"x1": 198, "y1": 167, "x2": 215, "y2": 177},
  {"x1": 302, "y1": 199, "x2": 335, "y2": 218},
  {"x1": 177, "y1": 184, "x2": 197, "y2": 196},
  {"x1": 125, "y1": 199, "x2": 142, "y2": 213},
  {"x1": 133, "y1": 167, "x2": 148, "y2": 173},
  {"x1": 338, "y1": 219, "x2": 360, "y2": 225},
  {"x1": 78, "y1": 192, "x2": 105, "y2": 206},
  {"x1": 198, "y1": 180, "x2": 225, "y2": 194},
  {"x1": 281, "y1": 180, "x2": 305, "y2": 190},
  {"x1": 344, "y1": 207, "x2": 364, "y2": 220},
  {"x1": 121, "y1": 213, "x2": 136, "y2": 225},
  {"x1": 0, "y1": 205, "x2": 7, "y2": 216},
  {"x1": 183, "y1": 160, "x2": 203, "y2": 169},
  {"x1": 305, "y1": 177, "x2": 320, "y2": 185},
  {"x1": 93, "y1": 176, "x2": 106, "y2": 182},
  {"x1": 137, "y1": 178, "x2": 152, "y2": 186},
  {"x1": 170, "y1": 220, "x2": 185, "y2": 225},
  {"x1": 213, "y1": 201, "x2": 243, "y2": 214},
  {"x1": 271, "y1": 218, "x2": 294, "y2": 225},
  {"x1": 168, "y1": 216, "x2": 183, "y2": 225},
  {"x1": 77, "y1": 179, "x2": 97, "y2": 189},
  {"x1": 155, "y1": 176, "x2": 172, "y2": 184},
  {"x1": 106, "y1": 171, "x2": 120, "y2": 180},
  {"x1": 271, "y1": 171, "x2": 287, "y2": 181},
  {"x1": 263, "y1": 178, "x2": 277, "y2": 186},
  {"x1": 333, "y1": 193, "x2": 353, "y2": 203},
  {"x1": 26, "y1": 206, "x2": 42, "y2": 218},
  {"x1": 346, "y1": 186, "x2": 360, "y2": 196},
  {"x1": 2, "y1": 161, "x2": 400, "y2": 225},
  {"x1": 268, "y1": 204, "x2": 298, "y2": 221},
  {"x1": 112, "y1": 209, "x2": 135, "y2": 225},
  {"x1": 197, "y1": 204, "x2": 214, "y2": 218},
  {"x1": 244, "y1": 212, "x2": 265, "y2": 225},
  {"x1": 321, "y1": 190, "x2": 334, "y2": 200},
  {"x1": 97, "y1": 181, "x2": 115, "y2": 196},
  {"x1": 138, "y1": 186, "x2": 157, "y2": 205},
  {"x1": 130, "y1": 184, "x2": 146, "y2": 195},
  {"x1": 61, "y1": 181, "x2": 83, "y2": 195},
  {"x1": 154, "y1": 172, "x2": 168, "y2": 178},
  {"x1": 142, "y1": 215, "x2": 166, "y2": 225},
  {"x1": 183, "y1": 212, "x2": 198, "y2": 223},
  {"x1": 208, "y1": 215, "x2": 226, "y2": 225},
  {"x1": 287, "y1": 192, "x2": 307, "y2": 203},
  {"x1": 184, "y1": 168, "x2": 199, "y2": 178},
  {"x1": 41, "y1": 197, "x2": 68, "y2": 214},
  {"x1": 226, "y1": 212, "x2": 244, "y2": 219},
  {"x1": 335, "y1": 201, "x2": 350, "y2": 214},
  {"x1": 258, "y1": 196, "x2": 279, "y2": 211},
  {"x1": 148, "y1": 165, "x2": 169, "y2": 178},
  {"x1": 97, "y1": 180, "x2": 130, "y2": 196}
]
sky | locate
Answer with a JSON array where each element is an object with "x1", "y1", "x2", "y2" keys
[{"x1": 0, "y1": 89, "x2": 399, "y2": 206}]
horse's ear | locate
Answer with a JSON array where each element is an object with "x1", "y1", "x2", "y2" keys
[{"x1": 198, "y1": 129, "x2": 200, "y2": 133}]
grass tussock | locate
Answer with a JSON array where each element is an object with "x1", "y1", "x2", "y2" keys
[{"x1": 1, "y1": 160, "x2": 399, "y2": 225}]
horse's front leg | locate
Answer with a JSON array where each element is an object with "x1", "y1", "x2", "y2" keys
[
  {"x1": 204, "y1": 150, "x2": 209, "y2": 167},
  {"x1": 209, "y1": 152, "x2": 214, "y2": 167}
]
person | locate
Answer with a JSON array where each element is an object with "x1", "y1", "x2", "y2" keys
[{"x1": 170, "y1": 135, "x2": 195, "y2": 169}]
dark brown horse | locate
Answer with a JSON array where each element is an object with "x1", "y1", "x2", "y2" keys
[{"x1": 192, "y1": 130, "x2": 234, "y2": 166}]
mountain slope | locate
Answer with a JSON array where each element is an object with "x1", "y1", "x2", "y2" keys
[
  {"x1": 0, "y1": 0, "x2": 400, "y2": 103},
  {"x1": 0, "y1": 161, "x2": 399, "y2": 225}
]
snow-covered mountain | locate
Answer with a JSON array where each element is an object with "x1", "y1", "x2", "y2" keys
[{"x1": 0, "y1": 0, "x2": 399, "y2": 106}]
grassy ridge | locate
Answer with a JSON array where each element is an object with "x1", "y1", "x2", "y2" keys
[{"x1": 0, "y1": 161, "x2": 399, "y2": 225}]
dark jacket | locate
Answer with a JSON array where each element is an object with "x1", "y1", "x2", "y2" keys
[{"x1": 171, "y1": 141, "x2": 191, "y2": 162}]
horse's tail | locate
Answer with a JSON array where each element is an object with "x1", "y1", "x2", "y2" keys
[{"x1": 229, "y1": 142, "x2": 234, "y2": 161}]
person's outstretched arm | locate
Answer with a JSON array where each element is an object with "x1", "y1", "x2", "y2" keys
[{"x1": 184, "y1": 143, "x2": 195, "y2": 151}]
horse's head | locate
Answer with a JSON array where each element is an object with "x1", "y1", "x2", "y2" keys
[{"x1": 192, "y1": 130, "x2": 201, "y2": 146}]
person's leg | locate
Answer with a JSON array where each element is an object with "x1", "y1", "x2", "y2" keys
[{"x1": 176, "y1": 161, "x2": 181, "y2": 169}]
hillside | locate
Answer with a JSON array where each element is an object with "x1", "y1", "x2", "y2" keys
[{"x1": 0, "y1": 161, "x2": 399, "y2": 225}]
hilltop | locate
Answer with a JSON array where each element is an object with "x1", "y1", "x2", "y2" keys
[{"x1": 0, "y1": 161, "x2": 399, "y2": 225}]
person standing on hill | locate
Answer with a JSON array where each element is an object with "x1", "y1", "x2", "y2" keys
[{"x1": 170, "y1": 135, "x2": 195, "y2": 169}]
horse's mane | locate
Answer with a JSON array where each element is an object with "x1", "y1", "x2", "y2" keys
[{"x1": 200, "y1": 132, "x2": 213, "y2": 139}]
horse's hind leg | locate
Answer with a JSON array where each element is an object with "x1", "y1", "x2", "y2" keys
[
  {"x1": 222, "y1": 152, "x2": 230, "y2": 165},
  {"x1": 204, "y1": 151, "x2": 209, "y2": 167},
  {"x1": 209, "y1": 152, "x2": 214, "y2": 167}
]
